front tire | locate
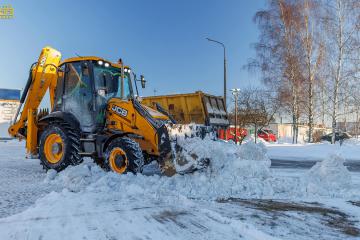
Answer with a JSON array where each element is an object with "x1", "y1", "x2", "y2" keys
[
  {"x1": 104, "y1": 137, "x2": 144, "y2": 174},
  {"x1": 39, "y1": 123, "x2": 81, "y2": 171}
]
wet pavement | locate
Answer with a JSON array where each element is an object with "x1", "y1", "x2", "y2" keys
[{"x1": 271, "y1": 159, "x2": 360, "y2": 172}]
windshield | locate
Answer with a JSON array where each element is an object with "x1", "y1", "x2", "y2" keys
[{"x1": 93, "y1": 62, "x2": 132, "y2": 100}]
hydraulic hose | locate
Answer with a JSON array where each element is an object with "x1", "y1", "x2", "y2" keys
[
  {"x1": 12, "y1": 62, "x2": 37, "y2": 123},
  {"x1": 20, "y1": 62, "x2": 37, "y2": 103}
]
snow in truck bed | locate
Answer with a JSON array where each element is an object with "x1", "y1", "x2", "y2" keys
[{"x1": 1, "y1": 133, "x2": 360, "y2": 239}]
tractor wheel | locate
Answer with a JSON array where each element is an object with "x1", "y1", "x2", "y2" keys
[
  {"x1": 39, "y1": 123, "x2": 82, "y2": 171},
  {"x1": 104, "y1": 137, "x2": 144, "y2": 174}
]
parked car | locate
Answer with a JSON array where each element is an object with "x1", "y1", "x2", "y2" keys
[
  {"x1": 321, "y1": 132, "x2": 351, "y2": 142},
  {"x1": 257, "y1": 129, "x2": 277, "y2": 142},
  {"x1": 218, "y1": 127, "x2": 247, "y2": 142}
]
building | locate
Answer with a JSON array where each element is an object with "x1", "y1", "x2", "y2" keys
[
  {"x1": 0, "y1": 88, "x2": 20, "y2": 123},
  {"x1": 268, "y1": 123, "x2": 331, "y2": 143}
]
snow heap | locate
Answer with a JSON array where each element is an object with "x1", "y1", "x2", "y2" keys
[
  {"x1": 45, "y1": 137, "x2": 274, "y2": 200},
  {"x1": 167, "y1": 123, "x2": 215, "y2": 140},
  {"x1": 0, "y1": 122, "x2": 10, "y2": 138},
  {"x1": 43, "y1": 134, "x2": 355, "y2": 200},
  {"x1": 167, "y1": 123, "x2": 199, "y2": 139},
  {"x1": 45, "y1": 159, "x2": 105, "y2": 192},
  {"x1": 167, "y1": 137, "x2": 273, "y2": 199},
  {"x1": 304, "y1": 153, "x2": 352, "y2": 197}
]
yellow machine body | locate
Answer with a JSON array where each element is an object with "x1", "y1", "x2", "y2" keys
[
  {"x1": 9, "y1": 46, "x2": 170, "y2": 163},
  {"x1": 106, "y1": 99, "x2": 168, "y2": 156}
]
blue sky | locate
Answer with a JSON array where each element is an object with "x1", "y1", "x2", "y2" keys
[{"x1": 0, "y1": 0, "x2": 265, "y2": 104}]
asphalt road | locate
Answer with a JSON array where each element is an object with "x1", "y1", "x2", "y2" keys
[{"x1": 271, "y1": 159, "x2": 360, "y2": 172}]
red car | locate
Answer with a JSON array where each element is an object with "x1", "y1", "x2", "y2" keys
[
  {"x1": 257, "y1": 129, "x2": 277, "y2": 142},
  {"x1": 218, "y1": 127, "x2": 248, "y2": 142}
]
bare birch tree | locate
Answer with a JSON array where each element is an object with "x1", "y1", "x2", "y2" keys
[
  {"x1": 298, "y1": 0, "x2": 324, "y2": 142},
  {"x1": 250, "y1": 0, "x2": 305, "y2": 143},
  {"x1": 322, "y1": 0, "x2": 360, "y2": 143}
]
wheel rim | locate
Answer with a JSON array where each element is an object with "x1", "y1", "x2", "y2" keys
[
  {"x1": 109, "y1": 147, "x2": 128, "y2": 174},
  {"x1": 44, "y1": 133, "x2": 64, "y2": 164}
]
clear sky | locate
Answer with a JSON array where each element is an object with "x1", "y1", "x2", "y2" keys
[{"x1": 0, "y1": 0, "x2": 265, "y2": 104}]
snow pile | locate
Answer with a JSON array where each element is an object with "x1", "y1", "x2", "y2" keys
[
  {"x1": 167, "y1": 123, "x2": 215, "y2": 140},
  {"x1": 304, "y1": 153, "x2": 352, "y2": 197},
  {"x1": 222, "y1": 140, "x2": 271, "y2": 178},
  {"x1": 39, "y1": 137, "x2": 355, "y2": 200},
  {"x1": 44, "y1": 138, "x2": 273, "y2": 199},
  {"x1": 167, "y1": 123, "x2": 198, "y2": 139},
  {"x1": 45, "y1": 159, "x2": 106, "y2": 192},
  {"x1": 19, "y1": 134, "x2": 357, "y2": 206},
  {"x1": 169, "y1": 138, "x2": 273, "y2": 199}
]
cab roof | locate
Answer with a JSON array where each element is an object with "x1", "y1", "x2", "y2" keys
[{"x1": 60, "y1": 56, "x2": 124, "y2": 69}]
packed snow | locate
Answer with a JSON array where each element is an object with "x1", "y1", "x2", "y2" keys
[
  {"x1": 1, "y1": 130, "x2": 360, "y2": 239},
  {"x1": 0, "y1": 122, "x2": 10, "y2": 138},
  {"x1": 267, "y1": 140, "x2": 360, "y2": 161},
  {"x1": 305, "y1": 154, "x2": 352, "y2": 197}
]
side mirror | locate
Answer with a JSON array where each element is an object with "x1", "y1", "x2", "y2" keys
[{"x1": 140, "y1": 75, "x2": 146, "y2": 88}]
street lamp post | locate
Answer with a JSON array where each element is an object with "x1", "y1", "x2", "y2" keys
[
  {"x1": 231, "y1": 88, "x2": 240, "y2": 144},
  {"x1": 206, "y1": 38, "x2": 227, "y2": 108}
]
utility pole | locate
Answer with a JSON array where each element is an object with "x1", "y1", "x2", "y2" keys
[
  {"x1": 206, "y1": 38, "x2": 227, "y2": 108},
  {"x1": 231, "y1": 88, "x2": 240, "y2": 144}
]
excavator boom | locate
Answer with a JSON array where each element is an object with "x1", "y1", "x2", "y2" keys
[{"x1": 8, "y1": 47, "x2": 61, "y2": 155}]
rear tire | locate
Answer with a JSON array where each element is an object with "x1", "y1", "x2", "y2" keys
[
  {"x1": 39, "y1": 122, "x2": 82, "y2": 171},
  {"x1": 104, "y1": 137, "x2": 144, "y2": 174}
]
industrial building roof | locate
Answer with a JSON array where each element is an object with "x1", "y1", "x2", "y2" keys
[{"x1": 0, "y1": 89, "x2": 20, "y2": 100}]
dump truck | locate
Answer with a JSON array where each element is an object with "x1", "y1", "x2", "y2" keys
[
  {"x1": 8, "y1": 46, "x2": 205, "y2": 176},
  {"x1": 141, "y1": 91, "x2": 229, "y2": 130}
]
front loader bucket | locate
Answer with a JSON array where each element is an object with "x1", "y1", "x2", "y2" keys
[{"x1": 158, "y1": 124, "x2": 211, "y2": 176}]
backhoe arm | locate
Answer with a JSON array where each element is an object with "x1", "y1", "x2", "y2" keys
[{"x1": 8, "y1": 46, "x2": 61, "y2": 155}]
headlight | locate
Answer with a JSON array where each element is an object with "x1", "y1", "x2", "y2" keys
[
  {"x1": 104, "y1": 62, "x2": 110, "y2": 67},
  {"x1": 98, "y1": 60, "x2": 103, "y2": 65}
]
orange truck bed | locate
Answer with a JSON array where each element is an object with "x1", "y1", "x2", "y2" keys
[{"x1": 141, "y1": 91, "x2": 229, "y2": 127}]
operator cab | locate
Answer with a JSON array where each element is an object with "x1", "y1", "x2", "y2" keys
[{"x1": 53, "y1": 57, "x2": 140, "y2": 133}]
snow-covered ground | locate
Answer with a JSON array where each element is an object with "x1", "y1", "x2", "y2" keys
[
  {"x1": 1, "y1": 137, "x2": 360, "y2": 240},
  {"x1": 267, "y1": 140, "x2": 360, "y2": 161},
  {"x1": 0, "y1": 122, "x2": 10, "y2": 138}
]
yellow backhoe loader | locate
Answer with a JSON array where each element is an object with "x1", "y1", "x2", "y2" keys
[{"x1": 8, "y1": 46, "x2": 187, "y2": 175}]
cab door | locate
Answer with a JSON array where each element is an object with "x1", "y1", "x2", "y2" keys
[{"x1": 62, "y1": 61, "x2": 96, "y2": 132}]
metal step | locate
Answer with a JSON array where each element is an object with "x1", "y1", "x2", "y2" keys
[
  {"x1": 80, "y1": 138, "x2": 96, "y2": 142},
  {"x1": 78, "y1": 152, "x2": 96, "y2": 156}
]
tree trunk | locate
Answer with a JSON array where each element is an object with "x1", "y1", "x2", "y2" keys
[
  {"x1": 321, "y1": 79, "x2": 326, "y2": 125},
  {"x1": 331, "y1": 0, "x2": 344, "y2": 144},
  {"x1": 308, "y1": 79, "x2": 314, "y2": 142},
  {"x1": 291, "y1": 85, "x2": 298, "y2": 144}
]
